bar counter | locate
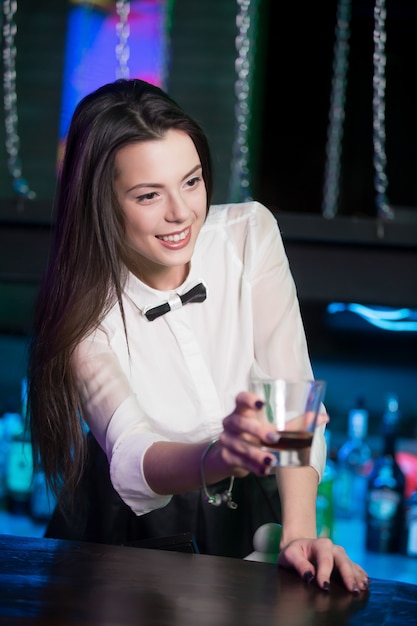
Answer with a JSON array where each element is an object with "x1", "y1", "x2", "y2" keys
[{"x1": 1, "y1": 534, "x2": 416, "y2": 625}]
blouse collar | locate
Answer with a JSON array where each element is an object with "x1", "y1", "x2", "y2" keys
[{"x1": 123, "y1": 246, "x2": 205, "y2": 314}]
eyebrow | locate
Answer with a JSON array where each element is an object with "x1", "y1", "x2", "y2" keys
[{"x1": 126, "y1": 164, "x2": 202, "y2": 194}]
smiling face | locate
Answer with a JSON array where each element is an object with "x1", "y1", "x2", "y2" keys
[{"x1": 114, "y1": 129, "x2": 207, "y2": 290}]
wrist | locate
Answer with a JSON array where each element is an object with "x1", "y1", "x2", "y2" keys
[
  {"x1": 200, "y1": 438, "x2": 237, "y2": 509},
  {"x1": 279, "y1": 527, "x2": 317, "y2": 550}
]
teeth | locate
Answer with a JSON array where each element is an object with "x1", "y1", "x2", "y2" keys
[{"x1": 160, "y1": 229, "x2": 189, "y2": 243}]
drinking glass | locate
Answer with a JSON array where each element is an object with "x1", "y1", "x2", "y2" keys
[{"x1": 250, "y1": 378, "x2": 326, "y2": 467}]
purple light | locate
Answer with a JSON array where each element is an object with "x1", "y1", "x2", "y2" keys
[{"x1": 59, "y1": 1, "x2": 169, "y2": 146}]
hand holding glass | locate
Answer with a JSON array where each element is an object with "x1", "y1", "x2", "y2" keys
[{"x1": 250, "y1": 379, "x2": 327, "y2": 467}]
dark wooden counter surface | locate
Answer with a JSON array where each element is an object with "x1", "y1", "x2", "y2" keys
[{"x1": 0, "y1": 534, "x2": 416, "y2": 625}]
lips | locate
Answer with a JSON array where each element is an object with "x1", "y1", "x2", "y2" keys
[
  {"x1": 157, "y1": 227, "x2": 190, "y2": 243},
  {"x1": 156, "y1": 227, "x2": 191, "y2": 248}
]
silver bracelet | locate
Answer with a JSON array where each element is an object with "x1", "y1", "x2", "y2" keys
[{"x1": 200, "y1": 438, "x2": 238, "y2": 509}]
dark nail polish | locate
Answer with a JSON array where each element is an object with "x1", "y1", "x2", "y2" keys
[
  {"x1": 255, "y1": 400, "x2": 264, "y2": 409},
  {"x1": 263, "y1": 456, "x2": 272, "y2": 466},
  {"x1": 265, "y1": 431, "x2": 280, "y2": 443},
  {"x1": 322, "y1": 581, "x2": 330, "y2": 592},
  {"x1": 303, "y1": 571, "x2": 315, "y2": 584}
]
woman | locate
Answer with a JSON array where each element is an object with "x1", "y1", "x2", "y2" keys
[{"x1": 28, "y1": 78, "x2": 368, "y2": 593}]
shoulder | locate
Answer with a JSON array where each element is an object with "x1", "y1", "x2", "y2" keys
[
  {"x1": 205, "y1": 200, "x2": 276, "y2": 223},
  {"x1": 203, "y1": 201, "x2": 279, "y2": 234},
  {"x1": 197, "y1": 201, "x2": 283, "y2": 268}
]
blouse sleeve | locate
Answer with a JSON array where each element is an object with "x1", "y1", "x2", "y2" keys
[
  {"x1": 73, "y1": 329, "x2": 172, "y2": 515},
  {"x1": 246, "y1": 203, "x2": 326, "y2": 479}
]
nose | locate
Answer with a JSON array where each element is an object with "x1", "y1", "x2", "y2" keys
[{"x1": 165, "y1": 193, "x2": 189, "y2": 222}]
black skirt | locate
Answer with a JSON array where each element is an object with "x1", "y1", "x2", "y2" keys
[{"x1": 45, "y1": 434, "x2": 282, "y2": 559}]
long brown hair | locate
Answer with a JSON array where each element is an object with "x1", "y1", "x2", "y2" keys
[{"x1": 28, "y1": 79, "x2": 213, "y2": 504}]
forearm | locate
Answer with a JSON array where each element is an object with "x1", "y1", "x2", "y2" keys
[
  {"x1": 143, "y1": 439, "x2": 228, "y2": 495},
  {"x1": 275, "y1": 466, "x2": 319, "y2": 548}
]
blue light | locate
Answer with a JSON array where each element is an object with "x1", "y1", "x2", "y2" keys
[{"x1": 326, "y1": 303, "x2": 417, "y2": 331}]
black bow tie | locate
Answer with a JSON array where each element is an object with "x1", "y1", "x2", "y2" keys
[{"x1": 143, "y1": 282, "x2": 207, "y2": 321}]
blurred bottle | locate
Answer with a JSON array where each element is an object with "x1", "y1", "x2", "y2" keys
[
  {"x1": 0, "y1": 416, "x2": 9, "y2": 510},
  {"x1": 397, "y1": 452, "x2": 417, "y2": 557},
  {"x1": 316, "y1": 429, "x2": 336, "y2": 538},
  {"x1": 402, "y1": 491, "x2": 417, "y2": 557},
  {"x1": 365, "y1": 393, "x2": 406, "y2": 553},
  {"x1": 334, "y1": 397, "x2": 372, "y2": 520},
  {"x1": 5, "y1": 379, "x2": 34, "y2": 515},
  {"x1": 5, "y1": 420, "x2": 33, "y2": 515}
]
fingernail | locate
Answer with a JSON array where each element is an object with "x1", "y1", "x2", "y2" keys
[
  {"x1": 263, "y1": 456, "x2": 272, "y2": 466},
  {"x1": 322, "y1": 581, "x2": 330, "y2": 592},
  {"x1": 255, "y1": 400, "x2": 264, "y2": 409},
  {"x1": 265, "y1": 431, "x2": 280, "y2": 443},
  {"x1": 303, "y1": 571, "x2": 315, "y2": 584},
  {"x1": 352, "y1": 584, "x2": 360, "y2": 594}
]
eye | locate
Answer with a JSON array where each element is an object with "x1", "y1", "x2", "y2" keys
[
  {"x1": 185, "y1": 175, "x2": 202, "y2": 189},
  {"x1": 136, "y1": 191, "x2": 159, "y2": 203}
]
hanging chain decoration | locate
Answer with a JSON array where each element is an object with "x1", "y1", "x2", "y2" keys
[
  {"x1": 322, "y1": 0, "x2": 352, "y2": 219},
  {"x1": 2, "y1": 0, "x2": 36, "y2": 198},
  {"x1": 373, "y1": 0, "x2": 393, "y2": 235},
  {"x1": 228, "y1": 0, "x2": 259, "y2": 203},
  {"x1": 160, "y1": 0, "x2": 174, "y2": 90},
  {"x1": 115, "y1": 0, "x2": 130, "y2": 79}
]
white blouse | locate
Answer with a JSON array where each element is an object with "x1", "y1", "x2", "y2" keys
[{"x1": 73, "y1": 201, "x2": 326, "y2": 515}]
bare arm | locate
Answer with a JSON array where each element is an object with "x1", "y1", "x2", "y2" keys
[
  {"x1": 275, "y1": 465, "x2": 319, "y2": 547},
  {"x1": 143, "y1": 440, "x2": 223, "y2": 495}
]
